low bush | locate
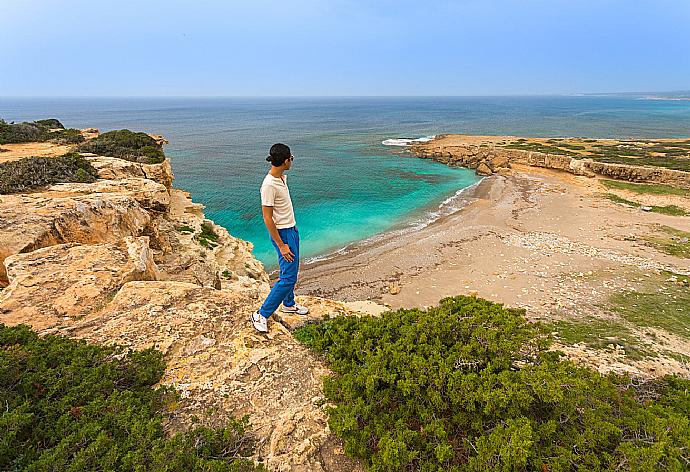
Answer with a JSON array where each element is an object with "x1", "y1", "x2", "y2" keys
[
  {"x1": 51, "y1": 128, "x2": 86, "y2": 145},
  {"x1": 0, "y1": 153, "x2": 98, "y2": 194},
  {"x1": 197, "y1": 222, "x2": 220, "y2": 249},
  {"x1": 0, "y1": 324, "x2": 263, "y2": 471},
  {"x1": 34, "y1": 118, "x2": 65, "y2": 129},
  {"x1": 295, "y1": 296, "x2": 690, "y2": 471},
  {"x1": 76, "y1": 129, "x2": 165, "y2": 164},
  {"x1": 0, "y1": 118, "x2": 84, "y2": 145}
]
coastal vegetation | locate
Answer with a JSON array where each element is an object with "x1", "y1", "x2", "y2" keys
[
  {"x1": 0, "y1": 118, "x2": 85, "y2": 145},
  {"x1": 611, "y1": 272, "x2": 690, "y2": 341},
  {"x1": 196, "y1": 222, "x2": 220, "y2": 249},
  {"x1": 500, "y1": 138, "x2": 690, "y2": 172},
  {"x1": 549, "y1": 317, "x2": 655, "y2": 361},
  {"x1": 600, "y1": 179, "x2": 690, "y2": 197},
  {"x1": 294, "y1": 296, "x2": 690, "y2": 471},
  {"x1": 0, "y1": 152, "x2": 98, "y2": 194},
  {"x1": 76, "y1": 129, "x2": 165, "y2": 164},
  {"x1": 643, "y1": 226, "x2": 690, "y2": 258},
  {"x1": 601, "y1": 193, "x2": 689, "y2": 216},
  {"x1": 502, "y1": 140, "x2": 581, "y2": 156},
  {"x1": 550, "y1": 271, "x2": 690, "y2": 363},
  {"x1": 0, "y1": 324, "x2": 263, "y2": 471},
  {"x1": 176, "y1": 225, "x2": 195, "y2": 234}
]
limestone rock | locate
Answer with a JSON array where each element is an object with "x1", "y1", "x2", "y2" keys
[
  {"x1": 156, "y1": 189, "x2": 269, "y2": 291},
  {"x1": 388, "y1": 282, "x2": 401, "y2": 295},
  {"x1": 476, "y1": 162, "x2": 493, "y2": 176},
  {"x1": 63, "y1": 281, "x2": 338, "y2": 471},
  {"x1": 272, "y1": 296, "x2": 387, "y2": 331},
  {"x1": 85, "y1": 155, "x2": 174, "y2": 189},
  {"x1": 411, "y1": 138, "x2": 690, "y2": 189},
  {"x1": 0, "y1": 237, "x2": 157, "y2": 331},
  {"x1": 48, "y1": 178, "x2": 170, "y2": 212},
  {"x1": 488, "y1": 154, "x2": 510, "y2": 171},
  {"x1": 0, "y1": 192, "x2": 152, "y2": 285}
]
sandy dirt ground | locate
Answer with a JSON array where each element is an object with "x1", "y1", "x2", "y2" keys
[
  {"x1": 297, "y1": 166, "x2": 690, "y2": 377},
  {"x1": 0, "y1": 128, "x2": 99, "y2": 163}
]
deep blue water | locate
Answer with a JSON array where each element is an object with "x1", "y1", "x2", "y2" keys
[{"x1": 2, "y1": 96, "x2": 689, "y2": 266}]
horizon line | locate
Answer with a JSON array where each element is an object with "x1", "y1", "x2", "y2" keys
[{"x1": 2, "y1": 90, "x2": 690, "y2": 100}]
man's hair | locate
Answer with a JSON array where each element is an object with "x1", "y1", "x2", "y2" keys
[{"x1": 266, "y1": 143, "x2": 291, "y2": 167}]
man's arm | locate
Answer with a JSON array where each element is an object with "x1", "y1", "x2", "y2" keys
[{"x1": 262, "y1": 205, "x2": 295, "y2": 262}]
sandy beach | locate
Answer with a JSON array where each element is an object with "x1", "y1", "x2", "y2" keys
[{"x1": 297, "y1": 165, "x2": 690, "y2": 376}]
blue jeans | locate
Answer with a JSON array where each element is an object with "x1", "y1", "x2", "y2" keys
[{"x1": 259, "y1": 226, "x2": 299, "y2": 318}]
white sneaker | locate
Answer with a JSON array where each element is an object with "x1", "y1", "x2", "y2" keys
[
  {"x1": 251, "y1": 310, "x2": 268, "y2": 333},
  {"x1": 280, "y1": 303, "x2": 309, "y2": 315}
]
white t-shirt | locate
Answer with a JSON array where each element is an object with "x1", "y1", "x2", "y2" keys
[{"x1": 260, "y1": 173, "x2": 296, "y2": 229}]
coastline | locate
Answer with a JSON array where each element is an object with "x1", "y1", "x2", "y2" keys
[
  {"x1": 298, "y1": 163, "x2": 690, "y2": 378},
  {"x1": 297, "y1": 175, "x2": 490, "y2": 275},
  {"x1": 265, "y1": 176, "x2": 486, "y2": 276}
]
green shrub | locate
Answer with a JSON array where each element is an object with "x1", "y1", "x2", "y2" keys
[
  {"x1": 0, "y1": 152, "x2": 98, "y2": 194},
  {"x1": 0, "y1": 119, "x2": 50, "y2": 144},
  {"x1": 295, "y1": 296, "x2": 690, "y2": 471},
  {"x1": 50, "y1": 128, "x2": 85, "y2": 145},
  {"x1": 197, "y1": 222, "x2": 220, "y2": 249},
  {"x1": 77, "y1": 129, "x2": 165, "y2": 164},
  {"x1": 176, "y1": 225, "x2": 195, "y2": 234},
  {"x1": 34, "y1": 118, "x2": 65, "y2": 129},
  {"x1": 0, "y1": 324, "x2": 264, "y2": 471},
  {"x1": 0, "y1": 118, "x2": 84, "y2": 145}
]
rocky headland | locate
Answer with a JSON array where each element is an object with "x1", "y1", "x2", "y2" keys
[
  {"x1": 411, "y1": 134, "x2": 690, "y2": 188},
  {"x1": 0, "y1": 126, "x2": 380, "y2": 471}
]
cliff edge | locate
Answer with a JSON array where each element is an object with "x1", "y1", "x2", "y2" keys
[
  {"x1": 0, "y1": 129, "x2": 377, "y2": 471},
  {"x1": 412, "y1": 134, "x2": 690, "y2": 188}
]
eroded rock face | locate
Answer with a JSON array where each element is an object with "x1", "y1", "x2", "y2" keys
[
  {"x1": 0, "y1": 147, "x2": 374, "y2": 470},
  {"x1": 0, "y1": 237, "x2": 157, "y2": 331},
  {"x1": 156, "y1": 189, "x2": 269, "y2": 292},
  {"x1": 62, "y1": 282, "x2": 366, "y2": 471},
  {"x1": 84, "y1": 155, "x2": 174, "y2": 189},
  {"x1": 0, "y1": 192, "x2": 153, "y2": 285},
  {"x1": 48, "y1": 178, "x2": 170, "y2": 212},
  {"x1": 412, "y1": 141, "x2": 690, "y2": 188}
]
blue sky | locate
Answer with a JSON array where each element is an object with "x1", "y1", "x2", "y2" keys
[{"x1": 1, "y1": 0, "x2": 689, "y2": 96}]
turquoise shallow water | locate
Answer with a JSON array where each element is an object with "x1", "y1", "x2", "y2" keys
[{"x1": 2, "y1": 95, "x2": 689, "y2": 266}]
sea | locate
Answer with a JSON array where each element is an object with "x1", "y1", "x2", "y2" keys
[{"x1": 2, "y1": 95, "x2": 690, "y2": 267}]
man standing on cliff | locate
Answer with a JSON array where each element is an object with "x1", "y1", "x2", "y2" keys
[{"x1": 251, "y1": 143, "x2": 309, "y2": 333}]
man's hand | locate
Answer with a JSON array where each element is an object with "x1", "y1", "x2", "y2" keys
[{"x1": 279, "y1": 243, "x2": 295, "y2": 262}]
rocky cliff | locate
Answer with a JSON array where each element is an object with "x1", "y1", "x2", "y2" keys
[
  {"x1": 412, "y1": 135, "x2": 690, "y2": 188},
  {"x1": 0, "y1": 137, "x2": 377, "y2": 471}
]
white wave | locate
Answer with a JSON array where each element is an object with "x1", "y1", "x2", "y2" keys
[{"x1": 381, "y1": 135, "x2": 436, "y2": 146}]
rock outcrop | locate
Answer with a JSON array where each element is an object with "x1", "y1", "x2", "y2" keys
[
  {"x1": 0, "y1": 237, "x2": 157, "y2": 331},
  {"x1": 0, "y1": 191, "x2": 154, "y2": 285},
  {"x1": 412, "y1": 138, "x2": 690, "y2": 188},
  {"x1": 84, "y1": 154, "x2": 175, "y2": 189},
  {"x1": 61, "y1": 283, "x2": 369, "y2": 471},
  {"x1": 0, "y1": 140, "x2": 382, "y2": 471}
]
